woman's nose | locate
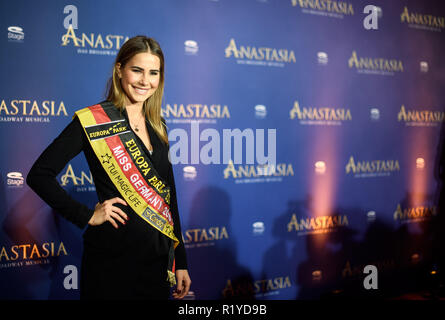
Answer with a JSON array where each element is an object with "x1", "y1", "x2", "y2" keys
[{"x1": 139, "y1": 74, "x2": 149, "y2": 86}]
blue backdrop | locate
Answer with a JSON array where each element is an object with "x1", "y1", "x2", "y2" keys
[{"x1": 1, "y1": 0, "x2": 445, "y2": 300}]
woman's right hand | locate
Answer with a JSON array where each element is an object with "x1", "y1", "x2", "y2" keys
[{"x1": 88, "y1": 197, "x2": 129, "y2": 229}]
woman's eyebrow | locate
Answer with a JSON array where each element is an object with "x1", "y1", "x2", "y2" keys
[
  {"x1": 130, "y1": 65, "x2": 144, "y2": 71},
  {"x1": 130, "y1": 65, "x2": 160, "y2": 72}
]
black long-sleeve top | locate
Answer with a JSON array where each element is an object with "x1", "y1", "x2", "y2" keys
[{"x1": 26, "y1": 108, "x2": 188, "y2": 275}]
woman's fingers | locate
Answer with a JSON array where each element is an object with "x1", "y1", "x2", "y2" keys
[
  {"x1": 178, "y1": 279, "x2": 191, "y2": 299},
  {"x1": 109, "y1": 211, "x2": 126, "y2": 226},
  {"x1": 106, "y1": 215, "x2": 120, "y2": 229},
  {"x1": 173, "y1": 270, "x2": 191, "y2": 299},
  {"x1": 91, "y1": 197, "x2": 129, "y2": 228},
  {"x1": 110, "y1": 197, "x2": 128, "y2": 206},
  {"x1": 182, "y1": 279, "x2": 191, "y2": 298},
  {"x1": 104, "y1": 198, "x2": 129, "y2": 221},
  {"x1": 111, "y1": 206, "x2": 129, "y2": 221}
]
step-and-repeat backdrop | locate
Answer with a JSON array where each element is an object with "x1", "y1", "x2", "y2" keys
[{"x1": 1, "y1": 0, "x2": 445, "y2": 299}]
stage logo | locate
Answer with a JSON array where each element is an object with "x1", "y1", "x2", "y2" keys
[
  {"x1": 398, "y1": 105, "x2": 445, "y2": 127},
  {"x1": 291, "y1": 0, "x2": 354, "y2": 19},
  {"x1": 0, "y1": 241, "x2": 68, "y2": 269},
  {"x1": 367, "y1": 210, "x2": 376, "y2": 222},
  {"x1": 400, "y1": 7, "x2": 445, "y2": 32},
  {"x1": 348, "y1": 51, "x2": 403, "y2": 76},
  {"x1": 223, "y1": 160, "x2": 294, "y2": 184},
  {"x1": 252, "y1": 221, "x2": 265, "y2": 235},
  {"x1": 59, "y1": 164, "x2": 96, "y2": 193},
  {"x1": 254, "y1": 105, "x2": 267, "y2": 119},
  {"x1": 317, "y1": 52, "x2": 328, "y2": 66},
  {"x1": 6, "y1": 172, "x2": 24, "y2": 188},
  {"x1": 225, "y1": 38, "x2": 296, "y2": 68},
  {"x1": 162, "y1": 103, "x2": 230, "y2": 124},
  {"x1": 393, "y1": 203, "x2": 437, "y2": 223},
  {"x1": 0, "y1": 99, "x2": 68, "y2": 123},
  {"x1": 223, "y1": 275, "x2": 292, "y2": 298},
  {"x1": 345, "y1": 156, "x2": 400, "y2": 178},
  {"x1": 420, "y1": 61, "x2": 429, "y2": 73},
  {"x1": 183, "y1": 166, "x2": 197, "y2": 181},
  {"x1": 184, "y1": 40, "x2": 199, "y2": 55},
  {"x1": 289, "y1": 101, "x2": 352, "y2": 125},
  {"x1": 416, "y1": 158, "x2": 425, "y2": 170},
  {"x1": 370, "y1": 108, "x2": 380, "y2": 121},
  {"x1": 314, "y1": 161, "x2": 327, "y2": 175},
  {"x1": 287, "y1": 214, "x2": 349, "y2": 235},
  {"x1": 312, "y1": 270, "x2": 322, "y2": 282},
  {"x1": 183, "y1": 226, "x2": 229, "y2": 249},
  {"x1": 61, "y1": 25, "x2": 129, "y2": 56},
  {"x1": 7, "y1": 26, "x2": 24, "y2": 43}
]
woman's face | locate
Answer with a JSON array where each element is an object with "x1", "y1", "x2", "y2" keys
[{"x1": 117, "y1": 51, "x2": 161, "y2": 106}]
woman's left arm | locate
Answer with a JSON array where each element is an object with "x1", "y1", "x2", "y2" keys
[{"x1": 164, "y1": 125, "x2": 191, "y2": 298}]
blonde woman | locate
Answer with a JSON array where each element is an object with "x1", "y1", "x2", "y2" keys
[{"x1": 27, "y1": 36, "x2": 191, "y2": 300}]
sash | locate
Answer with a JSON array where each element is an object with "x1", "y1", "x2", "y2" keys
[{"x1": 75, "y1": 101, "x2": 178, "y2": 286}]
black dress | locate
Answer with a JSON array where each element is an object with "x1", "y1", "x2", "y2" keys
[{"x1": 26, "y1": 105, "x2": 187, "y2": 300}]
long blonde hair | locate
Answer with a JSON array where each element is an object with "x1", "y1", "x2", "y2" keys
[{"x1": 106, "y1": 36, "x2": 168, "y2": 144}]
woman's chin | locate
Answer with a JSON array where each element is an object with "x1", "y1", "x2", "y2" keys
[{"x1": 125, "y1": 95, "x2": 147, "y2": 105}]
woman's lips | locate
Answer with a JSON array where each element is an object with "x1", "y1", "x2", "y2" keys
[{"x1": 133, "y1": 86, "x2": 149, "y2": 95}]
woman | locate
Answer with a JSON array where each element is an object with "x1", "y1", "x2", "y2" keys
[{"x1": 27, "y1": 36, "x2": 191, "y2": 300}]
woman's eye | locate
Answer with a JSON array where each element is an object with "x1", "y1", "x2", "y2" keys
[
  {"x1": 132, "y1": 69, "x2": 142, "y2": 73},
  {"x1": 150, "y1": 71, "x2": 159, "y2": 76}
]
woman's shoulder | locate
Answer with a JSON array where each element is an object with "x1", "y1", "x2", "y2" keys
[{"x1": 74, "y1": 101, "x2": 110, "y2": 116}]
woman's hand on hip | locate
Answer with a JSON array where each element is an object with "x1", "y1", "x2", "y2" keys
[{"x1": 88, "y1": 197, "x2": 128, "y2": 229}]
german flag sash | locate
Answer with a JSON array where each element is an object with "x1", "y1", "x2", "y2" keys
[{"x1": 75, "y1": 101, "x2": 178, "y2": 286}]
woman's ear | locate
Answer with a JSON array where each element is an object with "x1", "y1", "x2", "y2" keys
[{"x1": 116, "y1": 63, "x2": 122, "y2": 79}]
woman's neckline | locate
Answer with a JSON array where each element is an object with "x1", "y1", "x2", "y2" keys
[{"x1": 122, "y1": 108, "x2": 154, "y2": 156}]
